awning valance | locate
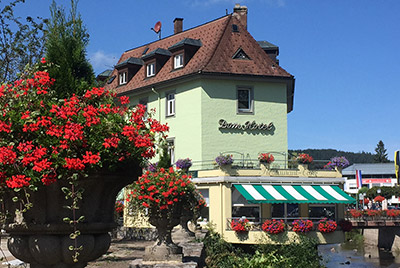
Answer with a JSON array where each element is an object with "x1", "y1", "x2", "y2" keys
[{"x1": 234, "y1": 184, "x2": 355, "y2": 204}]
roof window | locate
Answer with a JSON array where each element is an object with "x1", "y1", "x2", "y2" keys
[
  {"x1": 142, "y1": 48, "x2": 171, "y2": 77},
  {"x1": 233, "y1": 48, "x2": 251, "y2": 60},
  {"x1": 168, "y1": 38, "x2": 202, "y2": 68},
  {"x1": 114, "y1": 57, "x2": 143, "y2": 85}
]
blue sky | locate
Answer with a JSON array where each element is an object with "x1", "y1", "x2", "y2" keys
[{"x1": 12, "y1": 0, "x2": 400, "y2": 159}]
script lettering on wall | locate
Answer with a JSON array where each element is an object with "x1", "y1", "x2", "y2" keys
[{"x1": 218, "y1": 119, "x2": 274, "y2": 132}]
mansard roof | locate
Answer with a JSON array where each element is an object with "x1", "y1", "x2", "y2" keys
[{"x1": 106, "y1": 13, "x2": 295, "y2": 112}]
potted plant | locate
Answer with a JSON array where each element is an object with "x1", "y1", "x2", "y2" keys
[
  {"x1": 262, "y1": 219, "x2": 285, "y2": 234},
  {"x1": 258, "y1": 153, "x2": 274, "y2": 167},
  {"x1": 175, "y1": 158, "x2": 192, "y2": 173},
  {"x1": 291, "y1": 219, "x2": 313, "y2": 233},
  {"x1": 317, "y1": 218, "x2": 337, "y2": 233},
  {"x1": 215, "y1": 154, "x2": 234, "y2": 168},
  {"x1": 0, "y1": 63, "x2": 168, "y2": 267},
  {"x1": 323, "y1": 156, "x2": 350, "y2": 172},
  {"x1": 296, "y1": 153, "x2": 313, "y2": 170},
  {"x1": 126, "y1": 167, "x2": 200, "y2": 262},
  {"x1": 231, "y1": 217, "x2": 250, "y2": 233},
  {"x1": 348, "y1": 209, "x2": 363, "y2": 219}
]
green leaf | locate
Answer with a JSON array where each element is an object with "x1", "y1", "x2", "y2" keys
[{"x1": 12, "y1": 197, "x2": 19, "y2": 202}]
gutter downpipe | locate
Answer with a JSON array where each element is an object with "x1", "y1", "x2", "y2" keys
[{"x1": 151, "y1": 87, "x2": 161, "y2": 122}]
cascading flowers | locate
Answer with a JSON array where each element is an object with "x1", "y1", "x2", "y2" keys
[
  {"x1": 215, "y1": 154, "x2": 233, "y2": 166},
  {"x1": 231, "y1": 218, "x2": 251, "y2": 233},
  {"x1": 258, "y1": 153, "x2": 275, "y2": 164},
  {"x1": 0, "y1": 63, "x2": 168, "y2": 207},
  {"x1": 292, "y1": 219, "x2": 313, "y2": 233},
  {"x1": 262, "y1": 219, "x2": 285, "y2": 234},
  {"x1": 126, "y1": 167, "x2": 198, "y2": 213},
  {"x1": 297, "y1": 154, "x2": 313, "y2": 164},
  {"x1": 317, "y1": 218, "x2": 337, "y2": 233}
]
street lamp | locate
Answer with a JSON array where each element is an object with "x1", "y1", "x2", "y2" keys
[
  {"x1": 377, "y1": 188, "x2": 382, "y2": 209},
  {"x1": 359, "y1": 193, "x2": 366, "y2": 209}
]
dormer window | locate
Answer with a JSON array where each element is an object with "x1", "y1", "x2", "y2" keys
[
  {"x1": 119, "y1": 72, "x2": 127, "y2": 85},
  {"x1": 168, "y1": 38, "x2": 202, "y2": 69},
  {"x1": 115, "y1": 57, "x2": 143, "y2": 85},
  {"x1": 146, "y1": 62, "x2": 155, "y2": 77},
  {"x1": 174, "y1": 54, "x2": 184, "y2": 69},
  {"x1": 142, "y1": 48, "x2": 171, "y2": 78}
]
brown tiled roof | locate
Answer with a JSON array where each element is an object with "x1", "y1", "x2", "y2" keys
[{"x1": 105, "y1": 14, "x2": 294, "y2": 97}]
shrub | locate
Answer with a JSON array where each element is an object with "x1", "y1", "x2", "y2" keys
[{"x1": 338, "y1": 219, "x2": 353, "y2": 232}]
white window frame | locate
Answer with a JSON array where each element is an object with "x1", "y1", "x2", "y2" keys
[
  {"x1": 174, "y1": 54, "x2": 184, "y2": 69},
  {"x1": 119, "y1": 72, "x2": 127, "y2": 85},
  {"x1": 237, "y1": 86, "x2": 253, "y2": 113},
  {"x1": 146, "y1": 62, "x2": 155, "y2": 77},
  {"x1": 166, "y1": 92, "x2": 175, "y2": 117}
]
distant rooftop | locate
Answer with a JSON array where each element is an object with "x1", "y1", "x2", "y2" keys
[{"x1": 342, "y1": 163, "x2": 395, "y2": 176}]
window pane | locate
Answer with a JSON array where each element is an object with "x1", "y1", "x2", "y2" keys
[
  {"x1": 309, "y1": 205, "x2": 335, "y2": 220},
  {"x1": 238, "y1": 89, "x2": 250, "y2": 110},
  {"x1": 287, "y1": 204, "x2": 299, "y2": 218},
  {"x1": 272, "y1": 203, "x2": 284, "y2": 218},
  {"x1": 232, "y1": 206, "x2": 260, "y2": 221}
]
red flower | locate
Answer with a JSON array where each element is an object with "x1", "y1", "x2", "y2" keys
[
  {"x1": 119, "y1": 96, "x2": 130, "y2": 105},
  {"x1": 82, "y1": 151, "x2": 100, "y2": 165},
  {"x1": 33, "y1": 159, "x2": 52, "y2": 172},
  {"x1": 64, "y1": 158, "x2": 85, "y2": 170},
  {"x1": 41, "y1": 57, "x2": 46, "y2": 64},
  {"x1": 41, "y1": 174, "x2": 57, "y2": 186},
  {"x1": 6, "y1": 175, "x2": 31, "y2": 188}
]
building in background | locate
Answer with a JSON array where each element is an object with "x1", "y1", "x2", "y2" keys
[
  {"x1": 105, "y1": 4, "x2": 294, "y2": 171},
  {"x1": 107, "y1": 4, "x2": 355, "y2": 245}
]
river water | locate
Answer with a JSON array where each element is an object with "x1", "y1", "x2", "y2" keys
[{"x1": 319, "y1": 241, "x2": 400, "y2": 268}]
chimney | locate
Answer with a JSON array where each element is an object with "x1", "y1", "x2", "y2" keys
[
  {"x1": 233, "y1": 4, "x2": 248, "y2": 29},
  {"x1": 174, "y1": 18, "x2": 183, "y2": 34}
]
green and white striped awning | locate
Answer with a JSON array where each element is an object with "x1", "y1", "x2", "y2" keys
[{"x1": 234, "y1": 184, "x2": 355, "y2": 204}]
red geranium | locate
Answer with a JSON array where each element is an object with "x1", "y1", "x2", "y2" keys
[
  {"x1": 386, "y1": 209, "x2": 400, "y2": 218},
  {"x1": 0, "y1": 64, "x2": 168, "y2": 194},
  {"x1": 292, "y1": 219, "x2": 313, "y2": 233},
  {"x1": 231, "y1": 218, "x2": 250, "y2": 233},
  {"x1": 262, "y1": 219, "x2": 285, "y2": 234},
  {"x1": 318, "y1": 218, "x2": 337, "y2": 233},
  {"x1": 258, "y1": 153, "x2": 275, "y2": 164},
  {"x1": 126, "y1": 167, "x2": 198, "y2": 212},
  {"x1": 297, "y1": 154, "x2": 313, "y2": 164},
  {"x1": 348, "y1": 209, "x2": 363, "y2": 218}
]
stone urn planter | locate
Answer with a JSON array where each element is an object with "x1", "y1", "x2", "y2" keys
[
  {"x1": 178, "y1": 209, "x2": 196, "y2": 239},
  {"x1": 3, "y1": 166, "x2": 140, "y2": 268},
  {"x1": 260, "y1": 162, "x2": 271, "y2": 176},
  {"x1": 143, "y1": 207, "x2": 183, "y2": 262}
]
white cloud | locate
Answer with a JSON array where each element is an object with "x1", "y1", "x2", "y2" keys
[
  {"x1": 89, "y1": 50, "x2": 117, "y2": 74},
  {"x1": 266, "y1": 0, "x2": 285, "y2": 7}
]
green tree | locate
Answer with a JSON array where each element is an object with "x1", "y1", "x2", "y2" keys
[
  {"x1": 45, "y1": 0, "x2": 94, "y2": 98},
  {"x1": 0, "y1": 0, "x2": 47, "y2": 82},
  {"x1": 157, "y1": 142, "x2": 171, "y2": 169},
  {"x1": 374, "y1": 140, "x2": 390, "y2": 163}
]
